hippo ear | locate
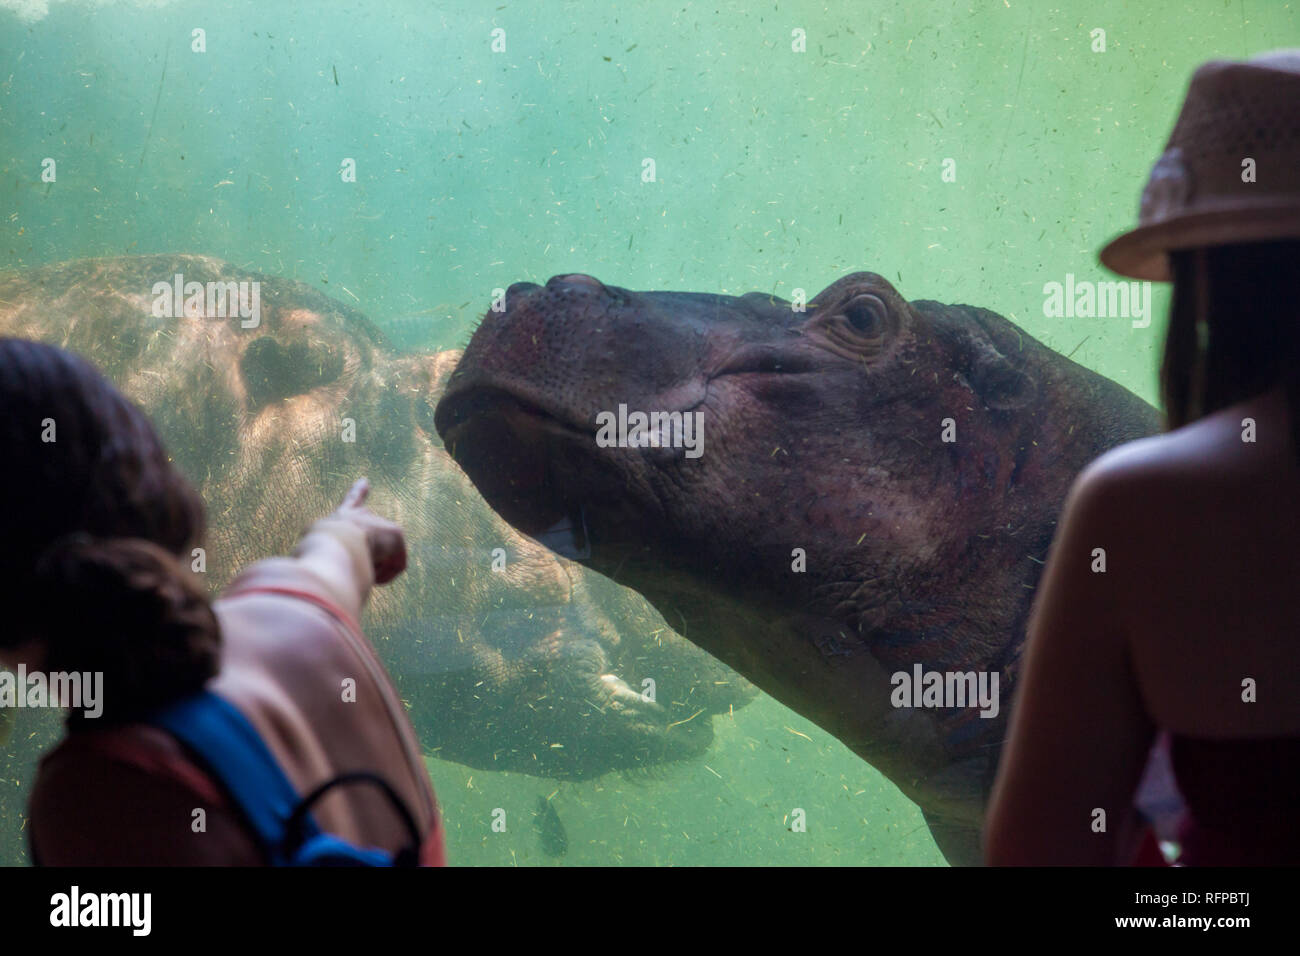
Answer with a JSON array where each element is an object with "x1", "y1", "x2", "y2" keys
[
  {"x1": 968, "y1": 340, "x2": 1035, "y2": 412},
  {"x1": 240, "y1": 336, "x2": 344, "y2": 408}
]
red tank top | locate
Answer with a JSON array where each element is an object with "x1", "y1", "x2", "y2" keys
[{"x1": 1167, "y1": 734, "x2": 1300, "y2": 866}]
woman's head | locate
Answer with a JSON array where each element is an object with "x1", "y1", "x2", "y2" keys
[
  {"x1": 0, "y1": 338, "x2": 220, "y2": 724},
  {"x1": 1094, "y1": 51, "x2": 1300, "y2": 438}
]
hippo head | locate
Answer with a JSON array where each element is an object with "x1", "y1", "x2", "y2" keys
[
  {"x1": 436, "y1": 272, "x2": 1068, "y2": 674},
  {"x1": 435, "y1": 271, "x2": 1158, "y2": 855},
  {"x1": 0, "y1": 255, "x2": 751, "y2": 785}
]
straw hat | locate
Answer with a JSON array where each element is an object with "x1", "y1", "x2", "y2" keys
[{"x1": 1099, "y1": 49, "x2": 1300, "y2": 281}]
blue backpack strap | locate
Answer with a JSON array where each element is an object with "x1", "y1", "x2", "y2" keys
[{"x1": 149, "y1": 690, "x2": 321, "y2": 865}]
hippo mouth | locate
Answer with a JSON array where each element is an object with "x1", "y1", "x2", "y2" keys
[
  {"x1": 436, "y1": 385, "x2": 652, "y2": 563},
  {"x1": 433, "y1": 385, "x2": 758, "y2": 778}
]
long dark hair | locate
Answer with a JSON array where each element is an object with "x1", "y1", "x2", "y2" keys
[
  {"x1": 0, "y1": 338, "x2": 220, "y2": 725},
  {"x1": 1161, "y1": 239, "x2": 1300, "y2": 453}
]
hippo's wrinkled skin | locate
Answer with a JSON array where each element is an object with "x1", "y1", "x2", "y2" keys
[
  {"x1": 0, "y1": 255, "x2": 755, "y2": 862},
  {"x1": 435, "y1": 271, "x2": 1161, "y2": 865}
]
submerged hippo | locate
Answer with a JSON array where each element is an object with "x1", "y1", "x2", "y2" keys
[
  {"x1": 435, "y1": 271, "x2": 1161, "y2": 865},
  {"x1": 0, "y1": 255, "x2": 754, "y2": 860}
]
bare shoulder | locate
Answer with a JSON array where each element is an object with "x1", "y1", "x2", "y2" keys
[
  {"x1": 1074, "y1": 395, "x2": 1285, "y2": 510},
  {"x1": 1058, "y1": 434, "x2": 1180, "y2": 533}
]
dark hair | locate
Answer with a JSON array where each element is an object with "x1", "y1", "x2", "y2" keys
[
  {"x1": 1161, "y1": 239, "x2": 1300, "y2": 453},
  {"x1": 0, "y1": 338, "x2": 220, "y2": 725}
]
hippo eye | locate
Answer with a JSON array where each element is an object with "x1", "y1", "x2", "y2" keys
[{"x1": 839, "y1": 294, "x2": 888, "y2": 338}]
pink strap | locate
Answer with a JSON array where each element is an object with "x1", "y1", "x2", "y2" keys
[
  {"x1": 57, "y1": 728, "x2": 229, "y2": 807},
  {"x1": 223, "y1": 584, "x2": 364, "y2": 638}
]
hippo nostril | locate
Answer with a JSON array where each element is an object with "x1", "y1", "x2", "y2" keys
[
  {"x1": 506, "y1": 281, "x2": 541, "y2": 300},
  {"x1": 548, "y1": 273, "x2": 605, "y2": 292}
]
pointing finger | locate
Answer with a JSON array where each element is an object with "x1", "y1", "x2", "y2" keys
[{"x1": 342, "y1": 477, "x2": 370, "y2": 509}]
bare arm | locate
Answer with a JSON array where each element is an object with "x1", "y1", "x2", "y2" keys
[
  {"x1": 223, "y1": 478, "x2": 406, "y2": 622},
  {"x1": 985, "y1": 463, "x2": 1155, "y2": 865},
  {"x1": 287, "y1": 516, "x2": 375, "y2": 618}
]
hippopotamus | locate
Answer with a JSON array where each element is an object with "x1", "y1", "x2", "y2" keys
[
  {"x1": 434, "y1": 271, "x2": 1162, "y2": 865},
  {"x1": 0, "y1": 255, "x2": 755, "y2": 864}
]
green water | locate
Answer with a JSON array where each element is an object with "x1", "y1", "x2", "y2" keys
[{"x1": 2, "y1": 0, "x2": 1297, "y2": 866}]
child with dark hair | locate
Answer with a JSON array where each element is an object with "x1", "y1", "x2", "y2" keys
[{"x1": 0, "y1": 337, "x2": 444, "y2": 865}]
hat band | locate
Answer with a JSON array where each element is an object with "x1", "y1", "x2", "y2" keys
[{"x1": 1139, "y1": 145, "x2": 1300, "y2": 229}]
